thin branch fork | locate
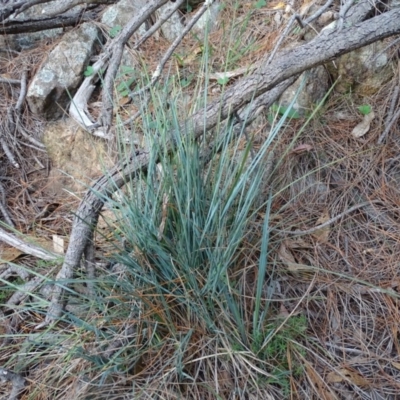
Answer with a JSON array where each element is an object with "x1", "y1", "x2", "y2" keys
[
  {"x1": 39, "y1": 8, "x2": 400, "y2": 328},
  {"x1": 98, "y1": 0, "x2": 171, "y2": 133},
  {"x1": 70, "y1": 0, "x2": 171, "y2": 136}
]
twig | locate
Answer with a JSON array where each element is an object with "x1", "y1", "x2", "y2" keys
[
  {"x1": 378, "y1": 85, "x2": 400, "y2": 144},
  {"x1": 304, "y1": 0, "x2": 336, "y2": 25},
  {"x1": 276, "y1": 200, "x2": 382, "y2": 236},
  {"x1": 134, "y1": 0, "x2": 186, "y2": 50},
  {"x1": 129, "y1": 0, "x2": 216, "y2": 98},
  {"x1": 15, "y1": 71, "x2": 27, "y2": 113},
  {"x1": 17, "y1": 124, "x2": 46, "y2": 149},
  {"x1": 0, "y1": 183, "x2": 14, "y2": 227},
  {"x1": 69, "y1": 58, "x2": 112, "y2": 138},
  {"x1": 99, "y1": 0, "x2": 170, "y2": 133},
  {"x1": 0, "y1": 10, "x2": 99, "y2": 35},
  {"x1": 265, "y1": 14, "x2": 299, "y2": 65},
  {"x1": 0, "y1": 137, "x2": 19, "y2": 169},
  {"x1": 6, "y1": 275, "x2": 46, "y2": 306},
  {"x1": 337, "y1": 0, "x2": 355, "y2": 31},
  {"x1": 0, "y1": 226, "x2": 59, "y2": 261},
  {"x1": 0, "y1": 368, "x2": 25, "y2": 400},
  {"x1": 40, "y1": 0, "x2": 116, "y2": 17},
  {"x1": 0, "y1": 77, "x2": 20, "y2": 85}
]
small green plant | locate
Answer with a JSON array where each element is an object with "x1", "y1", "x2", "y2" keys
[
  {"x1": 115, "y1": 65, "x2": 138, "y2": 97},
  {"x1": 180, "y1": 73, "x2": 195, "y2": 88},
  {"x1": 269, "y1": 103, "x2": 301, "y2": 122},
  {"x1": 254, "y1": 0, "x2": 267, "y2": 9},
  {"x1": 260, "y1": 315, "x2": 308, "y2": 394},
  {"x1": 83, "y1": 65, "x2": 95, "y2": 77},
  {"x1": 217, "y1": 75, "x2": 229, "y2": 86},
  {"x1": 109, "y1": 25, "x2": 122, "y2": 38},
  {"x1": 83, "y1": 65, "x2": 105, "y2": 77},
  {"x1": 358, "y1": 104, "x2": 372, "y2": 115}
]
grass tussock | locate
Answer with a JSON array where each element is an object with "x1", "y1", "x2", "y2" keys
[{"x1": 95, "y1": 89, "x2": 302, "y2": 398}]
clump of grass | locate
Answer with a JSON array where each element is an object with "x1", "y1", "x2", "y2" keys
[{"x1": 96, "y1": 81, "x2": 308, "y2": 397}]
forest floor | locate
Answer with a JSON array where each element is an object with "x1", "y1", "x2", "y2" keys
[{"x1": 1, "y1": 1, "x2": 400, "y2": 399}]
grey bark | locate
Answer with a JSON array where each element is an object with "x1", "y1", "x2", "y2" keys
[{"x1": 0, "y1": 9, "x2": 99, "y2": 34}]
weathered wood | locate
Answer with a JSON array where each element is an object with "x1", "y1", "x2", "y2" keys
[{"x1": 0, "y1": 9, "x2": 98, "y2": 34}]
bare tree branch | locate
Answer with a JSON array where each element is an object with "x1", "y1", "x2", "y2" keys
[
  {"x1": 0, "y1": 226, "x2": 59, "y2": 261},
  {"x1": 130, "y1": 0, "x2": 216, "y2": 98},
  {"x1": 98, "y1": 0, "x2": 170, "y2": 133},
  {"x1": 0, "y1": 9, "x2": 99, "y2": 35}
]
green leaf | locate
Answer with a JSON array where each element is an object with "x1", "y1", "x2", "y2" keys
[
  {"x1": 254, "y1": 0, "x2": 267, "y2": 9},
  {"x1": 119, "y1": 89, "x2": 129, "y2": 97},
  {"x1": 271, "y1": 103, "x2": 300, "y2": 119},
  {"x1": 217, "y1": 76, "x2": 229, "y2": 86},
  {"x1": 358, "y1": 104, "x2": 372, "y2": 115},
  {"x1": 180, "y1": 74, "x2": 194, "y2": 88},
  {"x1": 117, "y1": 77, "x2": 136, "y2": 93},
  {"x1": 109, "y1": 25, "x2": 122, "y2": 38},
  {"x1": 83, "y1": 65, "x2": 94, "y2": 77},
  {"x1": 116, "y1": 77, "x2": 136, "y2": 97},
  {"x1": 120, "y1": 65, "x2": 136, "y2": 75}
]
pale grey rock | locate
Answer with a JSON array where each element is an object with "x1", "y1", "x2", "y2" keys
[
  {"x1": 279, "y1": 66, "x2": 330, "y2": 116},
  {"x1": 191, "y1": 1, "x2": 220, "y2": 39},
  {"x1": 27, "y1": 22, "x2": 100, "y2": 119},
  {"x1": 101, "y1": 0, "x2": 149, "y2": 37},
  {"x1": 330, "y1": 40, "x2": 395, "y2": 96},
  {"x1": 157, "y1": 1, "x2": 220, "y2": 43},
  {"x1": 157, "y1": 2, "x2": 184, "y2": 42}
]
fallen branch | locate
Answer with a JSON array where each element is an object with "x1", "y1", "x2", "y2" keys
[
  {"x1": 129, "y1": 0, "x2": 216, "y2": 99},
  {"x1": 0, "y1": 226, "x2": 59, "y2": 261},
  {"x1": 98, "y1": 0, "x2": 170, "y2": 133},
  {"x1": 39, "y1": 8, "x2": 400, "y2": 327},
  {"x1": 69, "y1": 0, "x2": 170, "y2": 136},
  {"x1": 0, "y1": 9, "x2": 99, "y2": 35}
]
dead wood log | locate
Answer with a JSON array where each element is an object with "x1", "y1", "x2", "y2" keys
[
  {"x1": 38, "y1": 8, "x2": 400, "y2": 327},
  {"x1": 0, "y1": 9, "x2": 101, "y2": 34}
]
